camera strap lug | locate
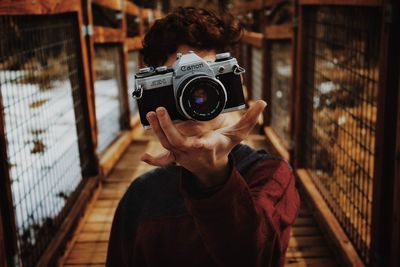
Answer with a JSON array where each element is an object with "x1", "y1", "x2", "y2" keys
[
  {"x1": 132, "y1": 85, "x2": 144, "y2": 99},
  {"x1": 233, "y1": 64, "x2": 246, "y2": 75}
]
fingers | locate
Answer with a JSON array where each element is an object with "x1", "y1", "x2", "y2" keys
[
  {"x1": 141, "y1": 151, "x2": 175, "y2": 166},
  {"x1": 156, "y1": 107, "x2": 187, "y2": 148},
  {"x1": 147, "y1": 107, "x2": 189, "y2": 152},
  {"x1": 224, "y1": 100, "x2": 267, "y2": 141},
  {"x1": 238, "y1": 100, "x2": 267, "y2": 128},
  {"x1": 147, "y1": 111, "x2": 173, "y2": 150}
]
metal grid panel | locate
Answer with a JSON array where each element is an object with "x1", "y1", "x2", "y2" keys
[
  {"x1": 127, "y1": 51, "x2": 139, "y2": 115},
  {"x1": 270, "y1": 41, "x2": 292, "y2": 149},
  {"x1": 302, "y1": 6, "x2": 380, "y2": 263},
  {"x1": 0, "y1": 15, "x2": 87, "y2": 266},
  {"x1": 251, "y1": 46, "x2": 264, "y2": 100},
  {"x1": 94, "y1": 44, "x2": 123, "y2": 153}
]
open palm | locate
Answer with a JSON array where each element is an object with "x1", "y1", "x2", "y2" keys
[{"x1": 141, "y1": 100, "x2": 267, "y2": 187}]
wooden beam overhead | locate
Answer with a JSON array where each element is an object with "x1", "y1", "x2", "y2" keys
[
  {"x1": 93, "y1": 26, "x2": 125, "y2": 43},
  {"x1": 264, "y1": 24, "x2": 293, "y2": 40},
  {"x1": 231, "y1": 0, "x2": 263, "y2": 14},
  {"x1": 299, "y1": 0, "x2": 383, "y2": 6},
  {"x1": 0, "y1": 0, "x2": 81, "y2": 15},
  {"x1": 242, "y1": 31, "x2": 264, "y2": 48},
  {"x1": 125, "y1": 0, "x2": 140, "y2": 16},
  {"x1": 92, "y1": 0, "x2": 122, "y2": 11},
  {"x1": 127, "y1": 36, "x2": 144, "y2": 51},
  {"x1": 141, "y1": 8, "x2": 149, "y2": 19}
]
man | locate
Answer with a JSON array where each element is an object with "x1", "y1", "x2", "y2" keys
[{"x1": 106, "y1": 7, "x2": 299, "y2": 267}]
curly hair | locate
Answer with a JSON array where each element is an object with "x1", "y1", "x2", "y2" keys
[{"x1": 140, "y1": 7, "x2": 243, "y2": 67}]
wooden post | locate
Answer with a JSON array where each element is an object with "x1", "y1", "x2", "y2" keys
[
  {"x1": 292, "y1": 4, "x2": 307, "y2": 169},
  {"x1": 88, "y1": 0, "x2": 132, "y2": 151},
  {"x1": 299, "y1": 0, "x2": 382, "y2": 5},
  {"x1": 262, "y1": 24, "x2": 294, "y2": 131},
  {"x1": 242, "y1": 32, "x2": 264, "y2": 102},
  {"x1": 82, "y1": 0, "x2": 99, "y2": 149},
  {"x1": 119, "y1": 3, "x2": 131, "y2": 130},
  {"x1": 262, "y1": 37, "x2": 272, "y2": 126},
  {"x1": 370, "y1": 1, "x2": 400, "y2": 266},
  {"x1": 392, "y1": 67, "x2": 400, "y2": 267},
  {"x1": 0, "y1": 208, "x2": 7, "y2": 267},
  {"x1": 75, "y1": 6, "x2": 100, "y2": 176},
  {"x1": 246, "y1": 43, "x2": 253, "y2": 100},
  {"x1": 120, "y1": 43, "x2": 131, "y2": 130},
  {"x1": 289, "y1": 1, "x2": 299, "y2": 164},
  {"x1": 0, "y1": 91, "x2": 18, "y2": 267}
]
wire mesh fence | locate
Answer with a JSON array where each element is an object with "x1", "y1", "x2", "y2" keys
[
  {"x1": 127, "y1": 51, "x2": 140, "y2": 115},
  {"x1": 0, "y1": 14, "x2": 89, "y2": 267},
  {"x1": 251, "y1": 46, "x2": 264, "y2": 100},
  {"x1": 94, "y1": 44, "x2": 123, "y2": 153},
  {"x1": 270, "y1": 41, "x2": 292, "y2": 149},
  {"x1": 302, "y1": 6, "x2": 380, "y2": 263}
]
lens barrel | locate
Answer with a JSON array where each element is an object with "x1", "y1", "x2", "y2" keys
[{"x1": 178, "y1": 76, "x2": 227, "y2": 121}]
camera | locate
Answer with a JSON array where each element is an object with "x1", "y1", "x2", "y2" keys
[{"x1": 131, "y1": 51, "x2": 246, "y2": 128}]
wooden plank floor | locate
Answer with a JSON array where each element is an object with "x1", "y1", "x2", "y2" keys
[{"x1": 60, "y1": 128, "x2": 338, "y2": 267}]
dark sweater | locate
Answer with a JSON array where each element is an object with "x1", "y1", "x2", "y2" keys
[{"x1": 106, "y1": 144, "x2": 300, "y2": 267}]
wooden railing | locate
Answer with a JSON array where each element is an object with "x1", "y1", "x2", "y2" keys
[
  {"x1": 0, "y1": 1, "x2": 398, "y2": 267},
  {"x1": 262, "y1": 23, "x2": 294, "y2": 161},
  {"x1": 0, "y1": 1, "x2": 161, "y2": 266},
  {"x1": 234, "y1": 0, "x2": 400, "y2": 266}
]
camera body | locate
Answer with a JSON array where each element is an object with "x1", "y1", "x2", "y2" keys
[{"x1": 132, "y1": 51, "x2": 246, "y2": 128}]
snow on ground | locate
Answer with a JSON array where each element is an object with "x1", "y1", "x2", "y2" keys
[
  {"x1": 276, "y1": 65, "x2": 291, "y2": 77},
  {"x1": 0, "y1": 68, "x2": 137, "y2": 237},
  {"x1": 94, "y1": 79, "x2": 122, "y2": 153},
  {"x1": 318, "y1": 81, "x2": 339, "y2": 94},
  {"x1": 0, "y1": 72, "x2": 82, "y2": 235}
]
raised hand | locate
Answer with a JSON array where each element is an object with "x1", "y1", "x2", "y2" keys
[{"x1": 141, "y1": 100, "x2": 267, "y2": 187}]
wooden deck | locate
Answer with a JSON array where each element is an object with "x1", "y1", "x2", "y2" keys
[{"x1": 59, "y1": 128, "x2": 338, "y2": 267}]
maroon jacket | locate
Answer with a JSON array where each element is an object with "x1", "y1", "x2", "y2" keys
[{"x1": 106, "y1": 144, "x2": 300, "y2": 267}]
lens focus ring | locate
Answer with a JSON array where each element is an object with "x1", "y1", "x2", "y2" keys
[{"x1": 178, "y1": 76, "x2": 227, "y2": 121}]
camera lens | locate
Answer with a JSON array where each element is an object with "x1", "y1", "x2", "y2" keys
[{"x1": 179, "y1": 76, "x2": 227, "y2": 121}]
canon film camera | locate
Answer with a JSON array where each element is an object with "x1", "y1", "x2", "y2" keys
[{"x1": 131, "y1": 51, "x2": 246, "y2": 128}]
